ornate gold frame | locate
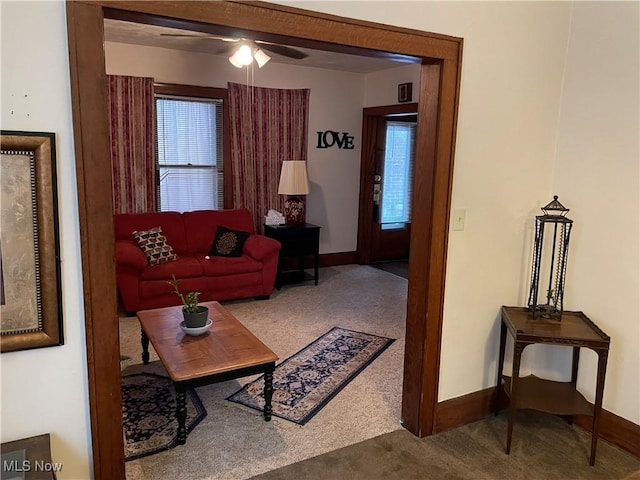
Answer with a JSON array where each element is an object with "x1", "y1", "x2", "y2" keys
[{"x1": 0, "y1": 131, "x2": 63, "y2": 352}]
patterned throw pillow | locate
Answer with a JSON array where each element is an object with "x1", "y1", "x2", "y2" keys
[
  {"x1": 132, "y1": 226, "x2": 177, "y2": 266},
  {"x1": 208, "y1": 226, "x2": 250, "y2": 257}
]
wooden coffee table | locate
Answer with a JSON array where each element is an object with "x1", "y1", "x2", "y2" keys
[{"x1": 136, "y1": 301, "x2": 278, "y2": 445}]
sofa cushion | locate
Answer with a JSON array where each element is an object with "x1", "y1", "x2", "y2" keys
[
  {"x1": 182, "y1": 209, "x2": 255, "y2": 253},
  {"x1": 200, "y1": 255, "x2": 262, "y2": 276},
  {"x1": 133, "y1": 226, "x2": 177, "y2": 266},
  {"x1": 140, "y1": 255, "x2": 204, "y2": 281},
  {"x1": 209, "y1": 226, "x2": 250, "y2": 257},
  {"x1": 115, "y1": 211, "x2": 188, "y2": 254}
]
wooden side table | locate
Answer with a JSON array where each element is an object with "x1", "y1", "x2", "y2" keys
[
  {"x1": 264, "y1": 223, "x2": 321, "y2": 288},
  {"x1": 496, "y1": 306, "x2": 610, "y2": 466},
  {"x1": 1, "y1": 434, "x2": 58, "y2": 479}
]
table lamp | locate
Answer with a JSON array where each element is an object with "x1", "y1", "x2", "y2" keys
[{"x1": 278, "y1": 160, "x2": 309, "y2": 225}]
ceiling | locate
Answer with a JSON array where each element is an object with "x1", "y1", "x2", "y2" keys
[{"x1": 104, "y1": 19, "x2": 416, "y2": 74}]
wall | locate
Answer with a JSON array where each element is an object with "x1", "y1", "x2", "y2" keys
[
  {"x1": 552, "y1": 2, "x2": 639, "y2": 423},
  {"x1": 281, "y1": 0, "x2": 640, "y2": 426},
  {"x1": 364, "y1": 64, "x2": 421, "y2": 107},
  {"x1": 106, "y1": 43, "x2": 369, "y2": 254},
  {"x1": 1, "y1": 1, "x2": 637, "y2": 477},
  {"x1": 106, "y1": 43, "x2": 421, "y2": 254},
  {"x1": 282, "y1": 0, "x2": 572, "y2": 396},
  {"x1": 0, "y1": 2, "x2": 92, "y2": 479}
]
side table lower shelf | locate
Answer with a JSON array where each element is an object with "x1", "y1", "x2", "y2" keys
[{"x1": 502, "y1": 375, "x2": 593, "y2": 416}]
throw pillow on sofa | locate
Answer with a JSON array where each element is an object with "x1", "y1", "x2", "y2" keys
[
  {"x1": 133, "y1": 226, "x2": 177, "y2": 266},
  {"x1": 209, "y1": 226, "x2": 250, "y2": 257}
]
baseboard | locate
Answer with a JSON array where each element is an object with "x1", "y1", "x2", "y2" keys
[
  {"x1": 573, "y1": 408, "x2": 640, "y2": 458},
  {"x1": 435, "y1": 386, "x2": 640, "y2": 458},
  {"x1": 319, "y1": 251, "x2": 358, "y2": 267},
  {"x1": 280, "y1": 251, "x2": 358, "y2": 271},
  {"x1": 435, "y1": 387, "x2": 498, "y2": 433}
]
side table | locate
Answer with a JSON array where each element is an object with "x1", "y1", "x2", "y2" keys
[
  {"x1": 264, "y1": 223, "x2": 321, "y2": 288},
  {"x1": 496, "y1": 306, "x2": 610, "y2": 466},
  {"x1": 1, "y1": 434, "x2": 58, "y2": 479}
]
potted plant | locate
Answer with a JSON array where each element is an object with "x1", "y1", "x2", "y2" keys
[{"x1": 168, "y1": 274, "x2": 208, "y2": 328}]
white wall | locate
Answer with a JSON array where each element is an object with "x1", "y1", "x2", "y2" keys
[
  {"x1": 106, "y1": 43, "x2": 422, "y2": 255},
  {"x1": 364, "y1": 64, "x2": 421, "y2": 107},
  {"x1": 0, "y1": 2, "x2": 92, "y2": 479},
  {"x1": 283, "y1": 0, "x2": 572, "y2": 397},
  {"x1": 552, "y1": 2, "x2": 639, "y2": 423},
  {"x1": 282, "y1": 0, "x2": 640, "y2": 425},
  {"x1": 106, "y1": 43, "x2": 366, "y2": 254}
]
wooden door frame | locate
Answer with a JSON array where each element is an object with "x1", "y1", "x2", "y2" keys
[
  {"x1": 66, "y1": 2, "x2": 462, "y2": 479},
  {"x1": 357, "y1": 102, "x2": 419, "y2": 265}
]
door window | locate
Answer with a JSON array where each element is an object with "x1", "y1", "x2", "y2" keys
[{"x1": 381, "y1": 121, "x2": 416, "y2": 229}]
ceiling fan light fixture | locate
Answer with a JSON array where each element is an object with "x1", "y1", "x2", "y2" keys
[
  {"x1": 253, "y1": 48, "x2": 271, "y2": 68},
  {"x1": 229, "y1": 44, "x2": 253, "y2": 68}
]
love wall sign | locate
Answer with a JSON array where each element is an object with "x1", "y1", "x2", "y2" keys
[{"x1": 315, "y1": 130, "x2": 355, "y2": 150}]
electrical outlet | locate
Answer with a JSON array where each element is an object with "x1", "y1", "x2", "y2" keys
[{"x1": 452, "y1": 208, "x2": 466, "y2": 231}]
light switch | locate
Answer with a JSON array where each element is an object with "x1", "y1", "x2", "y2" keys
[{"x1": 452, "y1": 208, "x2": 466, "y2": 231}]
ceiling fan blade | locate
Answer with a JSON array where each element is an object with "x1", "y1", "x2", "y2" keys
[
  {"x1": 159, "y1": 33, "x2": 238, "y2": 42},
  {"x1": 158, "y1": 34, "x2": 307, "y2": 61},
  {"x1": 215, "y1": 44, "x2": 234, "y2": 55},
  {"x1": 256, "y1": 42, "x2": 308, "y2": 60}
]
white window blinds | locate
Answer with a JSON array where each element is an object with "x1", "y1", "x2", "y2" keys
[
  {"x1": 381, "y1": 121, "x2": 416, "y2": 226},
  {"x1": 155, "y1": 94, "x2": 224, "y2": 212}
]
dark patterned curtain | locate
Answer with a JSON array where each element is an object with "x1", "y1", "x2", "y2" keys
[
  {"x1": 227, "y1": 82, "x2": 310, "y2": 231},
  {"x1": 107, "y1": 75, "x2": 156, "y2": 213}
]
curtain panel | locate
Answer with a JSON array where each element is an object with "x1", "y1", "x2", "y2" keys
[
  {"x1": 227, "y1": 82, "x2": 310, "y2": 231},
  {"x1": 107, "y1": 75, "x2": 156, "y2": 214}
]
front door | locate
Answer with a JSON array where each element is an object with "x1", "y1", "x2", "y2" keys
[
  {"x1": 358, "y1": 104, "x2": 418, "y2": 264},
  {"x1": 371, "y1": 114, "x2": 416, "y2": 261}
]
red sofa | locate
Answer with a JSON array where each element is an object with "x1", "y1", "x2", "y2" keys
[{"x1": 114, "y1": 209, "x2": 281, "y2": 312}]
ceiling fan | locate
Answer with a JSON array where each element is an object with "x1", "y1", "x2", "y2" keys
[{"x1": 160, "y1": 33, "x2": 308, "y2": 68}]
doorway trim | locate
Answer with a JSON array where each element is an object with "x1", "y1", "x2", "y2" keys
[{"x1": 66, "y1": 2, "x2": 462, "y2": 479}]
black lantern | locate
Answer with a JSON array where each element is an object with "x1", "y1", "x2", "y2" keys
[{"x1": 527, "y1": 196, "x2": 573, "y2": 320}]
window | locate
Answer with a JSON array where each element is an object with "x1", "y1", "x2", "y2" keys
[
  {"x1": 380, "y1": 121, "x2": 416, "y2": 228},
  {"x1": 155, "y1": 94, "x2": 224, "y2": 212}
]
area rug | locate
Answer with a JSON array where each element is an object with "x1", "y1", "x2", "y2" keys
[
  {"x1": 227, "y1": 327, "x2": 394, "y2": 425},
  {"x1": 122, "y1": 373, "x2": 207, "y2": 461}
]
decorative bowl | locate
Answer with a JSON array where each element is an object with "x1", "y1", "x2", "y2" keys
[{"x1": 180, "y1": 318, "x2": 213, "y2": 336}]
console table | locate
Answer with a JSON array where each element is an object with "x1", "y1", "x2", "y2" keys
[
  {"x1": 496, "y1": 306, "x2": 610, "y2": 466},
  {"x1": 264, "y1": 223, "x2": 320, "y2": 288}
]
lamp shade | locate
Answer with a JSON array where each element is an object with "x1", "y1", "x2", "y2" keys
[
  {"x1": 229, "y1": 44, "x2": 253, "y2": 68},
  {"x1": 253, "y1": 48, "x2": 271, "y2": 68},
  {"x1": 278, "y1": 161, "x2": 309, "y2": 195}
]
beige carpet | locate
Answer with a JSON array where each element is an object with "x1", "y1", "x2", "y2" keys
[{"x1": 120, "y1": 265, "x2": 407, "y2": 480}]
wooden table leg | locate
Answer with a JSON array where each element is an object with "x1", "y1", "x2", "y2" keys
[
  {"x1": 506, "y1": 342, "x2": 526, "y2": 455},
  {"x1": 589, "y1": 349, "x2": 608, "y2": 466},
  {"x1": 175, "y1": 383, "x2": 187, "y2": 445},
  {"x1": 263, "y1": 365, "x2": 274, "y2": 421},
  {"x1": 141, "y1": 328, "x2": 149, "y2": 365},
  {"x1": 495, "y1": 321, "x2": 507, "y2": 415},
  {"x1": 314, "y1": 251, "x2": 319, "y2": 285},
  {"x1": 566, "y1": 347, "x2": 581, "y2": 425}
]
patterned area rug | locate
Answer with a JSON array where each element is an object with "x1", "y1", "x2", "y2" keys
[
  {"x1": 122, "y1": 373, "x2": 207, "y2": 461},
  {"x1": 227, "y1": 327, "x2": 394, "y2": 425}
]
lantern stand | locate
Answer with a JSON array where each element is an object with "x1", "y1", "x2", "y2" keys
[{"x1": 527, "y1": 196, "x2": 573, "y2": 320}]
